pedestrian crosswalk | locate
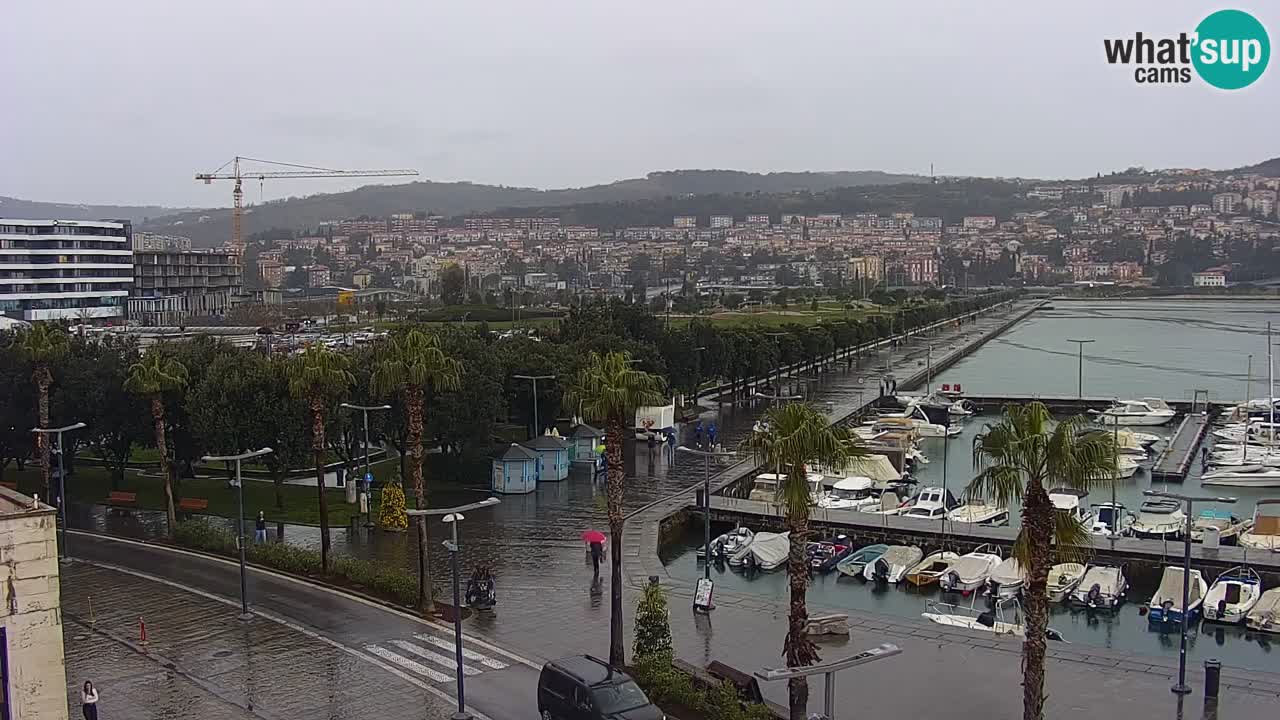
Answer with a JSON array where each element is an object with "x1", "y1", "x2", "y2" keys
[{"x1": 363, "y1": 631, "x2": 509, "y2": 685}]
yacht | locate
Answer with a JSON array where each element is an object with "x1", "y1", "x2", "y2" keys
[
  {"x1": 905, "y1": 550, "x2": 960, "y2": 587},
  {"x1": 835, "y1": 544, "x2": 888, "y2": 578},
  {"x1": 1071, "y1": 565, "x2": 1127, "y2": 609},
  {"x1": 1190, "y1": 509, "x2": 1253, "y2": 544},
  {"x1": 1246, "y1": 587, "x2": 1280, "y2": 633},
  {"x1": 874, "y1": 403, "x2": 951, "y2": 438},
  {"x1": 899, "y1": 486, "x2": 960, "y2": 521},
  {"x1": 816, "y1": 476, "x2": 879, "y2": 511},
  {"x1": 939, "y1": 544, "x2": 1003, "y2": 594},
  {"x1": 1239, "y1": 499, "x2": 1280, "y2": 551},
  {"x1": 947, "y1": 501, "x2": 1010, "y2": 527},
  {"x1": 1147, "y1": 566, "x2": 1208, "y2": 626},
  {"x1": 748, "y1": 472, "x2": 827, "y2": 502},
  {"x1": 1049, "y1": 488, "x2": 1094, "y2": 526},
  {"x1": 1203, "y1": 566, "x2": 1262, "y2": 625},
  {"x1": 986, "y1": 557, "x2": 1027, "y2": 599},
  {"x1": 1093, "y1": 398, "x2": 1176, "y2": 426},
  {"x1": 1047, "y1": 563, "x2": 1087, "y2": 603},
  {"x1": 1130, "y1": 498, "x2": 1186, "y2": 540},
  {"x1": 864, "y1": 545, "x2": 923, "y2": 584},
  {"x1": 1201, "y1": 465, "x2": 1280, "y2": 488},
  {"x1": 697, "y1": 526, "x2": 754, "y2": 560},
  {"x1": 1090, "y1": 502, "x2": 1134, "y2": 537}
]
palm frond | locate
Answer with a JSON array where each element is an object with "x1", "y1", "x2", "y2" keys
[
  {"x1": 287, "y1": 344, "x2": 354, "y2": 401},
  {"x1": 124, "y1": 351, "x2": 190, "y2": 396},
  {"x1": 1051, "y1": 510, "x2": 1094, "y2": 565},
  {"x1": 370, "y1": 329, "x2": 462, "y2": 397},
  {"x1": 563, "y1": 351, "x2": 666, "y2": 425}
]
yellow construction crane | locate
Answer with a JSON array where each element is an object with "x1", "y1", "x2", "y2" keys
[{"x1": 195, "y1": 156, "x2": 419, "y2": 250}]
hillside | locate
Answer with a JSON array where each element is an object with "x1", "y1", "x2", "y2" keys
[
  {"x1": 1229, "y1": 157, "x2": 1280, "y2": 177},
  {"x1": 137, "y1": 169, "x2": 926, "y2": 246},
  {"x1": 0, "y1": 196, "x2": 192, "y2": 225}
]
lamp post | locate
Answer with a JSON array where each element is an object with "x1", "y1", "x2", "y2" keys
[
  {"x1": 764, "y1": 331, "x2": 789, "y2": 400},
  {"x1": 340, "y1": 403, "x2": 391, "y2": 528},
  {"x1": 31, "y1": 422, "x2": 86, "y2": 564},
  {"x1": 202, "y1": 447, "x2": 274, "y2": 620},
  {"x1": 1066, "y1": 338, "x2": 1095, "y2": 399},
  {"x1": 407, "y1": 497, "x2": 501, "y2": 720},
  {"x1": 1143, "y1": 489, "x2": 1237, "y2": 695},
  {"x1": 677, "y1": 445, "x2": 737, "y2": 589},
  {"x1": 513, "y1": 374, "x2": 556, "y2": 440}
]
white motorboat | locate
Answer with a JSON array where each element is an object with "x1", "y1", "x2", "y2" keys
[
  {"x1": 1130, "y1": 497, "x2": 1186, "y2": 540},
  {"x1": 939, "y1": 544, "x2": 1003, "y2": 593},
  {"x1": 1207, "y1": 450, "x2": 1280, "y2": 467},
  {"x1": 1049, "y1": 488, "x2": 1094, "y2": 526},
  {"x1": 905, "y1": 550, "x2": 960, "y2": 587},
  {"x1": 1147, "y1": 566, "x2": 1208, "y2": 625},
  {"x1": 1239, "y1": 499, "x2": 1280, "y2": 551},
  {"x1": 859, "y1": 491, "x2": 906, "y2": 515},
  {"x1": 1246, "y1": 587, "x2": 1280, "y2": 633},
  {"x1": 1047, "y1": 563, "x2": 1087, "y2": 603},
  {"x1": 1203, "y1": 566, "x2": 1263, "y2": 624},
  {"x1": 876, "y1": 404, "x2": 951, "y2": 438},
  {"x1": 698, "y1": 526, "x2": 754, "y2": 560},
  {"x1": 947, "y1": 501, "x2": 1010, "y2": 527},
  {"x1": 817, "y1": 476, "x2": 879, "y2": 511},
  {"x1": 1094, "y1": 398, "x2": 1176, "y2": 426},
  {"x1": 743, "y1": 532, "x2": 790, "y2": 571},
  {"x1": 1130, "y1": 431, "x2": 1163, "y2": 447},
  {"x1": 747, "y1": 473, "x2": 781, "y2": 502},
  {"x1": 864, "y1": 545, "x2": 923, "y2": 584},
  {"x1": 899, "y1": 486, "x2": 960, "y2": 521},
  {"x1": 835, "y1": 544, "x2": 888, "y2": 578},
  {"x1": 1190, "y1": 509, "x2": 1253, "y2": 544},
  {"x1": 1201, "y1": 464, "x2": 1280, "y2": 488},
  {"x1": 1071, "y1": 565, "x2": 1127, "y2": 609},
  {"x1": 1090, "y1": 502, "x2": 1134, "y2": 537},
  {"x1": 986, "y1": 557, "x2": 1027, "y2": 599},
  {"x1": 921, "y1": 597, "x2": 1068, "y2": 641}
]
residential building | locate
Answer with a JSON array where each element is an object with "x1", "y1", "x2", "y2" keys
[
  {"x1": 352, "y1": 268, "x2": 373, "y2": 289},
  {"x1": 1212, "y1": 192, "x2": 1243, "y2": 214},
  {"x1": 307, "y1": 265, "x2": 332, "y2": 288},
  {"x1": 129, "y1": 249, "x2": 243, "y2": 325},
  {"x1": 1192, "y1": 271, "x2": 1226, "y2": 287},
  {"x1": 258, "y1": 259, "x2": 285, "y2": 288},
  {"x1": 131, "y1": 231, "x2": 192, "y2": 252},
  {"x1": 846, "y1": 255, "x2": 884, "y2": 283},
  {"x1": 673, "y1": 216, "x2": 697, "y2": 229},
  {"x1": 710, "y1": 215, "x2": 733, "y2": 228},
  {"x1": 962, "y1": 216, "x2": 997, "y2": 229},
  {"x1": 1101, "y1": 187, "x2": 1129, "y2": 208},
  {"x1": 0, "y1": 486, "x2": 69, "y2": 720},
  {"x1": 744, "y1": 214, "x2": 770, "y2": 226},
  {"x1": 0, "y1": 218, "x2": 133, "y2": 322}
]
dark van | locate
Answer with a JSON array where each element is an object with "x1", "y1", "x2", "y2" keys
[{"x1": 537, "y1": 655, "x2": 664, "y2": 720}]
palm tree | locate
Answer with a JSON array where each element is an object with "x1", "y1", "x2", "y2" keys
[
  {"x1": 124, "y1": 351, "x2": 189, "y2": 537},
  {"x1": 18, "y1": 324, "x2": 69, "y2": 498},
  {"x1": 370, "y1": 330, "x2": 461, "y2": 609},
  {"x1": 745, "y1": 402, "x2": 859, "y2": 720},
  {"x1": 564, "y1": 351, "x2": 665, "y2": 668},
  {"x1": 969, "y1": 402, "x2": 1114, "y2": 720},
  {"x1": 287, "y1": 345, "x2": 354, "y2": 575}
]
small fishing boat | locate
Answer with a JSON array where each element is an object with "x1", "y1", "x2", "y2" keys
[
  {"x1": 1239, "y1": 499, "x2": 1280, "y2": 551},
  {"x1": 1090, "y1": 502, "x2": 1134, "y2": 537},
  {"x1": 1190, "y1": 509, "x2": 1253, "y2": 544},
  {"x1": 1130, "y1": 498, "x2": 1185, "y2": 540},
  {"x1": 921, "y1": 597, "x2": 1068, "y2": 641},
  {"x1": 1147, "y1": 566, "x2": 1208, "y2": 626},
  {"x1": 697, "y1": 526, "x2": 754, "y2": 560},
  {"x1": 947, "y1": 501, "x2": 1010, "y2": 527},
  {"x1": 905, "y1": 550, "x2": 960, "y2": 587},
  {"x1": 835, "y1": 544, "x2": 888, "y2": 578},
  {"x1": 1049, "y1": 488, "x2": 1094, "y2": 525},
  {"x1": 858, "y1": 491, "x2": 905, "y2": 515},
  {"x1": 1071, "y1": 565, "x2": 1127, "y2": 609},
  {"x1": 986, "y1": 557, "x2": 1027, "y2": 599},
  {"x1": 1047, "y1": 563, "x2": 1087, "y2": 603},
  {"x1": 939, "y1": 544, "x2": 1003, "y2": 594},
  {"x1": 808, "y1": 535, "x2": 853, "y2": 573},
  {"x1": 864, "y1": 545, "x2": 923, "y2": 584},
  {"x1": 743, "y1": 532, "x2": 789, "y2": 571},
  {"x1": 1203, "y1": 566, "x2": 1262, "y2": 624},
  {"x1": 1245, "y1": 587, "x2": 1280, "y2": 633}
]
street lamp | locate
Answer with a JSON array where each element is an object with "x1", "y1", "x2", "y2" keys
[
  {"x1": 677, "y1": 445, "x2": 737, "y2": 609},
  {"x1": 764, "y1": 331, "x2": 789, "y2": 399},
  {"x1": 1066, "y1": 338, "x2": 1095, "y2": 399},
  {"x1": 1143, "y1": 489, "x2": 1237, "y2": 696},
  {"x1": 407, "y1": 497, "x2": 501, "y2": 720},
  {"x1": 340, "y1": 402, "x2": 392, "y2": 528},
  {"x1": 202, "y1": 447, "x2": 274, "y2": 620},
  {"x1": 31, "y1": 422, "x2": 86, "y2": 564},
  {"x1": 513, "y1": 374, "x2": 556, "y2": 439}
]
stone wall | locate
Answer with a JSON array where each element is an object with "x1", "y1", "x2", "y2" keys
[{"x1": 0, "y1": 490, "x2": 68, "y2": 720}]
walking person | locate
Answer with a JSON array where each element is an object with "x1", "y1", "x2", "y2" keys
[
  {"x1": 81, "y1": 680, "x2": 99, "y2": 720},
  {"x1": 254, "y1": 511, "x2": 267, "y2": 543},
  {"x1": 589, "y1": 539, "x2": 604, "y2": 577}
]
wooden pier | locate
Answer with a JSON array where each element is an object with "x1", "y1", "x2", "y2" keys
[{"x1": 1150, "y1": 413, "x2": 1213, "y2": 483}]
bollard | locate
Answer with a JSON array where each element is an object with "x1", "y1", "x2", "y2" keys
[
  {"x1": 1204, "y1": 658, "x2": 1221, "y2": 700},
  {"x1": 139, "y1": 617, "x2": 147, "y2": 644}
]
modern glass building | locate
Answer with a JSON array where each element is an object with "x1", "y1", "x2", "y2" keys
[{"x1": 0, "y1": 219, "x2": 133, "y2": 322}]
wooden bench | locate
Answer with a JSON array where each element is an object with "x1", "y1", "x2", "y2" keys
[
  {"x1": 107, "y1": 491, "x2": 137, "y2": 513},
  {"x1": 178, "y1": 497, "x2": 209, "y2": 513}
]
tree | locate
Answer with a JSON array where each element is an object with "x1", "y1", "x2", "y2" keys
[
  {"x1": 18, "y1": 324, "x2": 69, "y2": 497},
  {"x1": 60, "y1": 336, "x2": 146, "y2": 489},
  {"x1": 0, "y1": 339, "x2": 34, "y2": 482},
  {"x1": 439, "y1": 262, "x2": 466, "y2": 305},
  {"x1": 969, "y1": 403, "x2": 1114, "y2": 720},
  {"x1": 125, "y1": 351, "x2": 189, "y2": 537},
  {"x1": 371, "y1": 330, "x2": 462, "y2": 609},
  {"x1": 564, "y1": 351, "x2": 665, "y2": 667},
  {"x1": 287, "y1": 345, "x2": 354, "y2": 575},
  {"x1": 745, "y1": 403, "x2": 859, "y2": 720},
  {"x1": 378, "y1": 479, "x2": 408, "y2": 530},
  {"x1": 632, "y1": 580, "x2": 673, "y2": 663}
]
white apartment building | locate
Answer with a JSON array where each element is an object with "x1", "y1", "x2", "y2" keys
[{"x1": 0, "y1": 219, "x2": 133, "y2": 322}]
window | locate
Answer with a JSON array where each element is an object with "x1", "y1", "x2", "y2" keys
[
  {"x1": 591, "y1": 681, "x2": 649, "y2": 715},
  {"x1": 541, "y1": 668, "x2": 573, "y2": 699}
]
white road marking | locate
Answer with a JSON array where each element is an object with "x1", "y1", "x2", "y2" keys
[
  {"x1": 414, "y1": 633, "x2": 508, "y2": 669},
  {"x1": 364, "y1": 644, "x2": 456, "y2": 683},
  {"x1": 389, "y1": 639, "x2": 481, "y2": 676}
]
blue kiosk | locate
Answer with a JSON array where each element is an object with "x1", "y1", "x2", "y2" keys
[
  {"x1": 569, "y1": 423, "x2": 605, "y2": 475},
  {"x1": 523, "y1": 433, "x2": 569, "y2": 483},
  {"x1": 492, "y1": 443, "x2": 540, "y2": 495}
]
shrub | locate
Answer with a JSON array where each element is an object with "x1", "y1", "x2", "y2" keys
[
  {"x1": 633, "y1": 581, "x2": 673, "y2": 663},
  {"x1": 378, "y1": 481, "x2": 409, "y2": 531}
]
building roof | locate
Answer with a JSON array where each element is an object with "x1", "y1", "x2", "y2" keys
[
  {"x1": 570, "y1": 423, "x2": 603, "y2": 439},
  {"x1": 523, "y1": 434, "x2": 567, "y2": 451},
  {"x1": 496, "y1": 443, "x2": 539, "y2": 462}
]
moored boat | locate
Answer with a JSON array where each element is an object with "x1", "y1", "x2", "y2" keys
[
  {"x1": 1238, "y1": 499, "x2": 1280, "y2": 551},
  {"x1": 1130, "y1": 497, "x2": 1185, "y2": 540},
  {"x1": 1047, "y1": 563, "x2": 1087, "y2": 603},
  {"x1": 1071, "y1": 565, "x2": 1127, "y2": 609},
  {"x1": 1190, "y1": 509, "x2": 1253, "y2": 544},
  {"x1": 1203, "y1": 566, "x2": 1262, "y2": 624},
  {"x1": 835, "y1": 544, "x2": 888, "y2": 578},
  {"x1": 1201, "y1": 464, "x2": 1280, "y2": 488},
  {"x1": 939, "y1": 544, "x2": 1002, "y2": 594},
  {"x1": 864, "y1": 545, "x2": 924, "y2": 584},
  {"x1": 986, "y1": 557, "x2": 1027, "y2": 599},
  {"x1": 947, "y1": 501, "x2": 1010, "y2": 527},
  {"x1": 1245, "y1": 587, "x2": 1280, "y2": 633},
  {"x1": 1147, "y1": 566, "x2": 1208, "y2": 626},
  {"x1": 1094, "y1": 398, "x2": 1176, "y2": 426},
  {"x1": 905, "y1": 550, "x2": 960, "y2": 587}
]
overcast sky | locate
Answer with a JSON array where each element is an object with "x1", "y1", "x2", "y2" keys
[{"x1": 2, "y1": 0, "x2": 1276, "y2": 207}]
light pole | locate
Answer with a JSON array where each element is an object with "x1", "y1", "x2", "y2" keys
[
  {"x1": 764, "y1": 331, "x2": 788, "y2": 399},
  {"x1": 31, "y1": 422, "x2": 86, "y2": 564},
  {"x1": 202, "y1": 447, "x2": 274, "y2": 620},
  {"x1": 340, "y1": 402, "x2": 392, "y2": 528},
  {"x1": 407, "y1": 497, "x2": 501, "y2": 720},
  {"x1": 1143, "y1": 489, "x2": 1237, "y2": 696},
  {"x1": 678, "y1": 445, "x2": 737, "y2": 589},
  {"x1": 1066, "y1": 338, "x2": 1095, "y2": 399},
  {"x1": 513, "y1": 374, "x2": 556, "y2": 439}
]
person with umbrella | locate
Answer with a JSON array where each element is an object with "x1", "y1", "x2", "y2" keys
[{"x1": 582, "y1": 530, "x2": 606, "y2": 576}]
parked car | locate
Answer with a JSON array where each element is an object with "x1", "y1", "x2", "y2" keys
[{"x1": 537, "y1": 655, "x2": 664, "y2": 720}]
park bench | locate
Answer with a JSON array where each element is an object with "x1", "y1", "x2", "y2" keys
[
  {"x1": 178, "y1": 497, "x2": 209, "y2": 513},
  {"x1": 107, "y1": 491, "x2": 137, "y2": 513}
]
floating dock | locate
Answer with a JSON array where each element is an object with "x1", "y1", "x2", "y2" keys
[{"x1": 1150, "y1": 413, "x2": 1213, "y2": 483}]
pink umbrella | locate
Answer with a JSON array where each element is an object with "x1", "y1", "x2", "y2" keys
[{"x1": 581, "y1": 530, "x2": 606, "y2": 544}]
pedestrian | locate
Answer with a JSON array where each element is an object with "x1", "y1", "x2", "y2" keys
[
  {"x1": 707, "y1": 422, "x2": 718, "y2": 448},
  {"x1": 81, "y1": 680, "x2": 99, "y2": 720},
  {"x1": 694, "y1": 420, "x2": 704, "y2": 449},
  {"x1": 254, "y1": 511, "x2": 267, "y2": 543},
  {"x1": 589, "y1": 540, "x2": 604, "y2": 576}
]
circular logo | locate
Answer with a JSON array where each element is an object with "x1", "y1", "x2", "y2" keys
[{"x1": 1192, "y1": 9, "x2": 1270, "y2": 90}]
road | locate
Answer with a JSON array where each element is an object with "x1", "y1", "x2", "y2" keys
[{"x1": 67, "y1": 530, "x2": 544, "y2": 720}]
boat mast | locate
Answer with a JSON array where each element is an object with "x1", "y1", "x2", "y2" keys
[
  {"x1": 1244, "y1": 354, "x2": 1252, "y2": 462},
  {"x1": 1270, "y1": 322, "x2": 1275, "y2": 447}
]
